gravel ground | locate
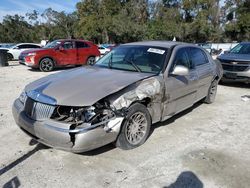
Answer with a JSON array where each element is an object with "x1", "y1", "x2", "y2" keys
[{"x1": 0, "y1": 62, "x2": 250, "y2": 188}]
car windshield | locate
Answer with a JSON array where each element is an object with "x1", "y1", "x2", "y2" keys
[
  {"x1": 44, "y1": 40, "x2": 61, "y2": 49},
  {"x1": 95, "y1": 45, "x2": 167, "y2": 74},
  {"x1": 230, "y1": 43, "x2": 250, "y2": 54}
]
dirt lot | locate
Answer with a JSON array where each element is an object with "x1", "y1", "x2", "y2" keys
[{"x1": 0, "y1": 62, "x2": 250, "y2": 188}]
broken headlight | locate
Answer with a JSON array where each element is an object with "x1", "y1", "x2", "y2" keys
[
  {"x1": 52, "y1": 104, "x2": 116, "y2": 127},
  {"x1": 19, "y1": 90, "x2": 27, "y2": 105},
  {"x1": 68, "y1": 106, "x2": 96, "y2": 123},
  {"x1": 84, "y1": 106, "x2": 96, "y2": 122}
]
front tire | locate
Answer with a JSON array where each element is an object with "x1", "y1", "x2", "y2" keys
[
  {"x1": 204, "y1": 79, "x2": 218, "y2": 104},
  {"x1": 116, "y1": 103, "x2": 151, "y2": 150},
  {"x1": 39, "y1": 58, "x2": 54, "y2": 72},
  {"x1": 7, "y1": 53, "x2": 13, "y2": 61}
]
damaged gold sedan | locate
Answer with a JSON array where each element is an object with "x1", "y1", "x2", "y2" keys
[{"x1": 12, "y1": 41, "x2": 222, "y2": 153}]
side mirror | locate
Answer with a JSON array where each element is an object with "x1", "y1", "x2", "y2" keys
[
  {"x1": 59, "y1": 46, "x2": 64, "y2": 51},
  {"x1": 224, "y1": 50, "x2": 229, "y2": 54},
  {"x1": 13, "y1": 46, "x2": 19, "y2": 49},
  {"x1": 171, "y1": 65, "x2": 189, "y2": 76}
]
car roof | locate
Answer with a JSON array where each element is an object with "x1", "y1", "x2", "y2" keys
[
  {"x1": 122, "y1": 41, "x2": 189, "y2": 48},
  {"x1": 15, "y1": 43, "x2": 41, "y2": 46},
  {"x1": 56, "y1": 39, "x2": 91, "y2": 43}
]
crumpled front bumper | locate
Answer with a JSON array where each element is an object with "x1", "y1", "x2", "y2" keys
[{"x1": 12, "y1": 99, "x2": 123, "y2": 153}]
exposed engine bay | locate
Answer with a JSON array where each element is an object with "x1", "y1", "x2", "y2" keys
[{"x1": 50, "y1": 101, "x2": 127, "y2": 132}]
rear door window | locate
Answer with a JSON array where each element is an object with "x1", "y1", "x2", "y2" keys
[
  {"x1": 188, "y1": 48, "x2": 208, "y2": 67},
  {"x1": 76, "y1": 41, "x2": 89, "y2": 48}
]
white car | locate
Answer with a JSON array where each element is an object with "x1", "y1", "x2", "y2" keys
[
  {"x1": 98, "y1": 45, "x2": 111, "y2": 55},
  {"x1": 0, "y1": 43, "x2": 41, "y2": 60}
]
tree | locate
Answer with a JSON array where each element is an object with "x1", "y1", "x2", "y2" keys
[
  {"x1": 235, "y1": 0, "x2": 250, "y2": 40},
  {"x1": 110, "y1": 0, "x2": 149, "y2": 43},
  {"x1": 0, "y1": 0, "x2": 248, "y2": 44},
  {"x1": 76, "y1": 0, "x2": 102, "y2": 43},
  {"x1": 181, "y1": 0, "x2": 222, "y2": 42},
  {"x1": 26, "y1": 10, "x2": 39, "y2": 25},
  {"x1": 0, "y1": 15, "x2": 34, "y2": 42},
  {"x1": 146, "y1": 1, "x2": 182, "y2": 41},
  {"x1": 41, "y1": 8, "x2": 78, "y2": 40}
]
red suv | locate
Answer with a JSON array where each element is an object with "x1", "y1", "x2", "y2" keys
[{"x1": 19, "y1": 39, "x2": 100, "y2": 71}]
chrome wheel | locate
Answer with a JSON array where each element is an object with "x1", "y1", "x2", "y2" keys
[
  {"x1": 40, "y1": 58, "x2": 54, "y2": 72},
  {"x1": 116, "y1": 103, "x2": 151, "y2": 150},
  {"x1": 125, "y1": 112, "x2": 148, "y2": 145}
]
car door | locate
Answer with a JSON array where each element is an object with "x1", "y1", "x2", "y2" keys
[
  {"x1": 188, "y1": 47, "x2": 214, "y2": 101},
  {"x1": 57, "y1": 41, "x2": 77, "y2": 65},
  {"x1": 75, "y1": 41, "x2": 91, "y2": 64},
  {"x1": 162, "y1": 46, "x2": 198, "y2": 120}
]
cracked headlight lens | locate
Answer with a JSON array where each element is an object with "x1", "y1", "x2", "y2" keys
[{"x1": 19, "y1": 90, "x2": 27, "y2": 104}]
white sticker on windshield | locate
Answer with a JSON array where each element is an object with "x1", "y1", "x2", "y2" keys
[{"x1": 147, "y1": 48, "x2": 165, "y2": 54}]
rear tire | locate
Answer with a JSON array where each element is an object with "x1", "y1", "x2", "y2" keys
[
  {"x1": 204, "y1": 79, "x2": 218, "y2": 104},
  {"x1": 115, "y1": 103, "x2": 151, "y2": 150},
  {"x1": 39, "y1": 58, "x2": 55, "y2": 72},
  {"x1": 86, "y1": 56, "x2": 96, "y2": 65}
]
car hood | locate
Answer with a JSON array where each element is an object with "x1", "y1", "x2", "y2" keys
[
  {"x1": 25, "y1": 66, "x2": 154, "y2": 106},
  {"x1": 218, "y1": 53, "x2": 250, "y2": 62},
  {"x1": 0, "y1": 47, "x2": 9, "y2": 50}
]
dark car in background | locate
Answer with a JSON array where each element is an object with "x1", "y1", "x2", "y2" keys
[
  {"x1": 19, "y1": 39, "x2": 100, "y2": 72},
  {"x1": 217, "y1": 42, "x2": 250, "y2": 83}
]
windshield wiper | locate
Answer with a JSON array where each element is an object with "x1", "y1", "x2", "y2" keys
[
  {"x1": 124, "y1": 59, "x2": 142, "y2": 72},
  {"x1": 108, "y1": 53, "x2": 113, "y2": 69}
]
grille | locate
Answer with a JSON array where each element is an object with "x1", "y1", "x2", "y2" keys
[
  {"x1": 222, "y1": 64, "x2": 249, "y2": 72},
  {"x1": 24, "y1": 97, "x2": 55, "y2": 121}
]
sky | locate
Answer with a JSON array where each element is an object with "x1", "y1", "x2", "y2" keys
[{"x1": 0, "y1": 0, "x2": 79, "y2": 21}]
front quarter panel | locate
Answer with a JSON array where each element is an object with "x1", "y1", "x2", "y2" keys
[{"x1": 106, "y1": 76, "x2": 165, "y2": 124}]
